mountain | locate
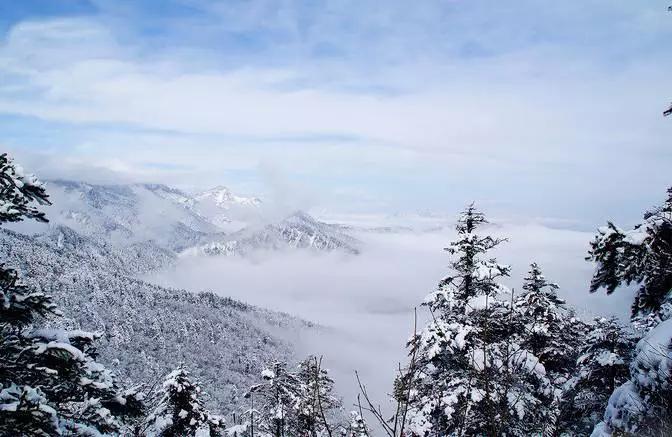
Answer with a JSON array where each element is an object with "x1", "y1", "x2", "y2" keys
[
  {"x1": 36, "y1": 180, "x2": 360, "y2": 258},
  {"x1": 193, "y1": 185, "x2": 262, "y2": 232},
  {"x1": 0, "y1": 224, "x2": 308, "y2": 413},
  {"x1": 188, "y1": 211, "x2": 360, "y2": 257},
  {"x1": 195, "y1": 185, "x2": 261, "y2": 209},
  {"x1": 44, "y1": 180, "x2": 217, "y2": 251}
]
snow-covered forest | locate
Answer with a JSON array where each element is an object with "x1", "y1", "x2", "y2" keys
[
  {"x1": 2, "y1": 151, "x2": 671, "y2": 436},
  {"x1": 1, "y1": 1, "x2": 671, "y2": 436}
]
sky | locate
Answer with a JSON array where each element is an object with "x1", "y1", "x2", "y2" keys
[{"x1": 1, "y1": 0, "x2": 671, "y2": 227}]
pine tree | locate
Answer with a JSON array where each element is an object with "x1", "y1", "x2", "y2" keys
[
  {"x1": 247, "y1": 361, "x2": 303, "y2": 437},
  {"x1": 588, "y1": 187, "x2": 672, "y2": 324},
  {"x1": 0, "y1": 153, "x2": 50, "y2": 224},
  {"x1": 0, "y1": 153, "x2": 143, "y2": 435},
  {"x1": 406, "y1": 205, "x2": 552, "y2": 436},
  {"x1": 513, "y1": 263, "x2": 586, "y2": 435},
  {"x1": 515, "y1": 263, "x2": 575, "y2": 374},
  {"x1": 144, "y1": 366, "x2": 224, "y2": 436},
  {"x1": 587, "y1": 187, "x2": 672, "y2": 436},
  {"x1": 296, "y1": 355, "x2": 341, "y2": 436},
  {"x1": 558, "y1": 317, "x2": 636, "y2": 435}
]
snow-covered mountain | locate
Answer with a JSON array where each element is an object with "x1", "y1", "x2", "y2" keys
[
  {"x1": 33, "y1": 180, "x2": 360, "y2": 257},
  {"x1": 188, "y1": 211, "x2": 360, "y2": 257},
  {"x1": 192, "y1": 185, "x2": 261, "y2": 232},
  {"x1": 0, "y1": 176, "x2": 349, "y2": 415},
  {"x1": 0, "y1": 225, "x2": 308, "y2": 413},
  {"x1": 43, "y1": 180, "x2": 216, "y2": 251},
  {"x1": 195, "y1": 185, "x2": 261, "y2": 209}
]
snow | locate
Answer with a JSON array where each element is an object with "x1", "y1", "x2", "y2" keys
[
  {"x1": 33, "y1": 341, "x2": 87, "y2": 362},
  {"x1": 195, "y1": 426, "x2": 212, "y2": 437},
  {"x1": 601, "y1": 381, "x2": 644, "y2": 434},
  {"x1": 261, "y1": 368, "x2": 276, "y2": 379},
  {"x1": 595, "y1": 350, "x2": 625, "y2": 366},
  {"x1": 466, "y1": 295, "x2": 489, "y2": 312},
  {"x1": 632, "y1": 317, "x2": 672, "y2": 389},
  {"x1": 594, "y1": 319, "x2": 672, "y2": 435},
  {"x1": 226, "y1": 423, "x2": 249, "y2": 436},
  {"x1": 31, "y1": 328, "x2": 98, "y2": 343},
  {"x1": 623, "y1": 228, "x2": 647, "y2": 245},
  {"x1": 195, "y1": 185, "x2": 261, "y2": 208}
]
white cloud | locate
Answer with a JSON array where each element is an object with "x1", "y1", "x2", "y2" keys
[
  {"x1": 1, "y1": 17, "x2": 669, "y2": 156},
  {"x1": 1, "y1": 5, "x2": 670, "y2": 220}
]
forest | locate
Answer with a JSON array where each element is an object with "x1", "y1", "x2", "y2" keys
[{"x1": 1, "y1": 151, "x2": 671, "y2": 436}]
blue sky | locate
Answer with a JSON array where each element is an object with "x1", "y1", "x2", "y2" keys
[{"x1": 1, "y1": 0, "x2": 671, "y2": 226}]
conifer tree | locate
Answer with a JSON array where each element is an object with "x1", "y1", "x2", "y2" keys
[
  {"x1": 588, "y1": 187, "x2": 672, "y2": 324},
  {"x1": 247, "y1": 361, "x2": 303, "y2": 437},
  {"x1": 558, "y1": 317, "x2": 636, "y2": 435},
  {"x1": 296, "y1": 355, "x2": 341, "y2": 436},
  {"x1": 515, "y1": 263, "x2": 587, "y2": 379},
  {"x1": 144, "y1": 366, "x2": 224, "y2": 436},
  {"x1": 513, "y1": 263, "x2": 586, "y2": 435},
  {"x1": 588, "y1": 187, "x2": 672, "y2": 436},
  {"x1": 0, "y1": 153, "x2": 143, "y2": 435},
  {"x1": 406, "y1": 205, "x2": 552, "y2": 436}
]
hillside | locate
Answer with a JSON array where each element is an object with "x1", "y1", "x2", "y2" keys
[{"x1": 0, "y1": 225, "x2": 311, "y2": 413}]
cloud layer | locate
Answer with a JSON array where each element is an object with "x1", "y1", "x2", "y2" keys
[
  {"x1": 1, "y1": 1, "x2": 671, "y2": 223},
  {"x1": 144, "y1": 222, "x2": 634, "y2": 410}
]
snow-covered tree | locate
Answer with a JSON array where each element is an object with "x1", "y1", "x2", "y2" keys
[
  {"x1": 592, "y1": 318, "x2": 672, "y2": 436},
  {"x1": 343, "y1": 411, "x2": 369, "y2": 437},
  {"x1": 588, "y1": 187, "x2": 672, "y2": 324},
  {"x1": 144, "y1": 366, "x2": 224, "y2": 436},
  {"x1": 556, "y1": 317, "x2": 637, "y2": 436},
  {"x1": 406, "y1": 205, "x2": 552, "y2": 436},
  {"x1": 247, "y1": 361, "x2": 303, "y2": 437},
  {"x1": 245, "y1": 358, "x2": 342, "y2": 437},
  {"x1": 513, "y1": 263, "x2": 587, "y2": 435},
  {"x1": 0, "y1": 153, "x2": 50, "y2": 224},
  {"x1": 0, "y1": 153, "x2": 143, "y2": 435},
  {"x1": 588, "y1": 187, "x2": 672, "y2": 436},
  {"x1": 515, "y1": 263, "x2": 580, "y2": 376},
  {"x1": 296, "y1": 355, "x2": 341, "y2": 436}
]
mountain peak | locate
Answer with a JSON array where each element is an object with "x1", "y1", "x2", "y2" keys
[
  {"x1": 283, "y1": 210, "x2": 318, "y2": 225},
  {"x1": 195, "y1": 186, "x2": 261, "y2": 208}
]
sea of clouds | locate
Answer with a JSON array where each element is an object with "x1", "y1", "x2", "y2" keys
[{"x1": 145, "y1": 216, "x2": 634, "y2": 414}]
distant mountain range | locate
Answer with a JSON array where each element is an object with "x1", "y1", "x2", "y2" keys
[
  {"x1": 41, "y1": 180, "x2": 360, "y2": 256},
  {"x1": 188, "y1": 210, "x2": 360, "y2": 257}
]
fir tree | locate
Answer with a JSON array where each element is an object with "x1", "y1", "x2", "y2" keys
[
  {"x1": 559, "y1": 317, "x2": 636, "y2": 436},
  {"x1": 247, "y1": 361, "x2": 303, "y2": 437},
  {"x1": 144, "y1": 366, "x2": 224, "y2": 437},
  {"x1": 0, "y1": 153, "x2": 50, "y2": 224},
  {"x1": 296, "y1": 355, "x2": 341, "y2": 436},
  {"x1": 406, "y1": 205, "x2": 552, "y2": 436},
  {"x1": 0, "y1": 153, "x2": 143, "y2": 435},
  {"x1": 588, "y1": 187, "x2": 672, "y2": 324},
  {"x1": 588, "y1": 187, "x2": 672, "y2": 436},
  {"x1": 515, "y1": 263, "x2": 573, "y2": 374},
  {"x1": 513, "y1": 263, "x2": 586, "y2": 435}
]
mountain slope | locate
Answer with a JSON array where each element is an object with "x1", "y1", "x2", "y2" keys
[
  {"x1": 189, "y1": 211, "x2": 360, "y2": 256},
  {"x1": 0, "y1": 225, "x2": 307, "y2": 413},
  {"x1": 44, "y1": 180, "x2": 217, "y2": 251}
]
